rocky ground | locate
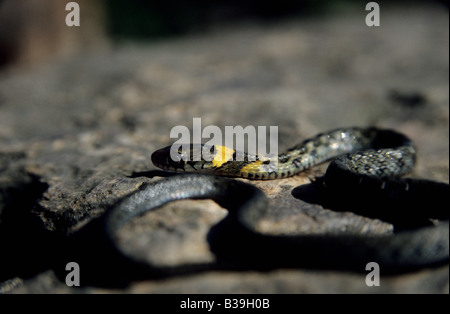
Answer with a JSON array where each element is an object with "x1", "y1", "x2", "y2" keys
[{"x1": 0, "y1": 4, "x2": 448, "y2": 293}]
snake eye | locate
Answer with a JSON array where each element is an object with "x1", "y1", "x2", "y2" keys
[
  {"x1": 210, "y1": 146, "x2": 215, "y2": 154},
  {"x1": 178, "y1": 146, "x2": 183, "y2": 154}
]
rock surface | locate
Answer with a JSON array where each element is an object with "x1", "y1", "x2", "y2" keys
[{"x1": 0, "y1": 4, "x2": 448, "y2": 293}]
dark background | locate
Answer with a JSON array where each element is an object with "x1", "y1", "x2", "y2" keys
[{"x1": 1, "y1": 0, "x2": 447, "y2": 68}]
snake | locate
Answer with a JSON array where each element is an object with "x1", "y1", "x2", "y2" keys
[{"x1": 104, "y1": 127, "x2": 449, "y2": 273}]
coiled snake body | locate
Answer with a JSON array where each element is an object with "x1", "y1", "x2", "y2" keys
[{"x1": 105, "y1": 127, "x2": 449, "y2": 273}]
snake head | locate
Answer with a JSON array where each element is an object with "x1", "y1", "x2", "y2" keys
[
  {"x1": 151, "y1": 144, "x2": 211, "y2": 172},
  {"x1": 151, "y1": 144, "x2": 186, "y2": 171}
]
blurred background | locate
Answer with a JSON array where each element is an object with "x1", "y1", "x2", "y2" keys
[{"x1": 0, "y1": 0, "x2": 447, "y2": 69}]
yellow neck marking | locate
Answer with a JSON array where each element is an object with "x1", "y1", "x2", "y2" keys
[
  {"x1": 240, "y1": 160, "x2": 263, "y2": 173},
  {"x1": 212, "y1": 145, "x2": 235, "y2": 167}
]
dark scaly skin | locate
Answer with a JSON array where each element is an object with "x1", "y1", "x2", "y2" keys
[
  {"x1": 104, "y1": 127, "x2": 449, "y2": 273},
  {"x1": 105, "y1": 175, "x2": 449, "y2": 272}
]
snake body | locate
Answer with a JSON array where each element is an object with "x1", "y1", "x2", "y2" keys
[
  {"x1": 151, "y1": 127, "x2": 416, "y2": 180},
  {"x1": 105, "y1": 127, "x2": 449, "y2": 273}
]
